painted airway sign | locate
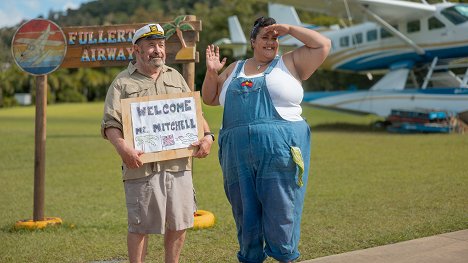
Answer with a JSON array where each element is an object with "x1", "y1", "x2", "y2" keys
[
  {"x1": 11, "y1": 19, "x2": 67, "y2": 76},
  {"x1": 11, "y1": 17, "x2": 201, "y2": 72}
]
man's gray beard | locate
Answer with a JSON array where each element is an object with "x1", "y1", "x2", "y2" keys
[{"x1": 149, "y1": 58, "x2": 164, "y2": 68}]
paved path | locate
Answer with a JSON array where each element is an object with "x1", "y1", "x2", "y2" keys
[{"x1": 300, "y1": 229, "x2": 468, "y2": 263}]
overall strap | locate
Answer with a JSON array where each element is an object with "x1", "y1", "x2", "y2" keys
[
  {"x1": 264, "y1": 56, "x2": 280, "y2": 75},
  {"x1": 234, "y1": 60, "x2": 246, "y2": 78}
]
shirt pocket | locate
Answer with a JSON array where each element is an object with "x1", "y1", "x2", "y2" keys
[
  {"x1": 124, "y1": 86, "x2": 149, "y2": 98},
  {"x1": 163, "y1": 80, "x2": 185, "y2": 94}
]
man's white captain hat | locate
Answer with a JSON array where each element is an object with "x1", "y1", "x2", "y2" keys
[{"x1": 132, "y1": 23, "x2": 165, "y2": 44}]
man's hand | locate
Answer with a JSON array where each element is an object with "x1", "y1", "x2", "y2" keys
[
  {"x1": 105, "y1": 127, "x2": 144, "y2": 169},
  {"x1": 119, "y1": 146, "x2": 144, "y2": 169},
  {"x1": 191, "y1": 135, "x2": 213, "y2": 158}
]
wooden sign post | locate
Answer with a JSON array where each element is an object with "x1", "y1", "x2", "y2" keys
[
  {"x1": 33, "y1": 75, "x2": 47, "y2": 221},
  {"x1": 11, "y1": 19, "x2": 67, "y2": 229}
]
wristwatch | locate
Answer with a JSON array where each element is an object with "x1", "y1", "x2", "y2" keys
[{"x1": 204, "y1": 131, "x2": 215, "y2": 141}]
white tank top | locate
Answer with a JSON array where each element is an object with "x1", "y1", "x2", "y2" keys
[{"x1": 219, "y1": 57, "x2": 304, "y2": 121}]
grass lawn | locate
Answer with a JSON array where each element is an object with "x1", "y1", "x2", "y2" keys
[{"x1": 0, "y1": 102, "x2": 467, "y2": 262}]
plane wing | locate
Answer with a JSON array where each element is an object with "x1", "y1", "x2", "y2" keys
[
  {"x1": 15, "y1": 38, "x2": 36, "y2": 44},
  {"x1": 212, "y1": 39, "x2": 245, "y2": 48},
  {"x1": 268, "y1": 0, "x2": 432, "y2": 55},
  {"x1": 212, "y1": 38, "x2": 248, "y2": 50},
  {"x1": 359, "y1": 0, "x2": 436, "y2": 24},
  {"x1": 268, "y1": 0, "x2": 436, "y2": 23},
  {"x1": 15, "y1": 38, "x2": 64, "y2": 46}
]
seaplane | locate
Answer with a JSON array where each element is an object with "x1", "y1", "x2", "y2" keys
[
  {"x1": 214, "y1": 0, "x2": 468, "y2": 123},
  {"x1": 14, "y1": 24, "x2": 65, "y2": 67}
]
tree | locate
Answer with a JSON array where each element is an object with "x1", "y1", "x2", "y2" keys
[{"x1": 163, "y1": 15, "x2": 194, "y2": 49}]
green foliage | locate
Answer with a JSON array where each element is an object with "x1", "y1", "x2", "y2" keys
[
  {"x1": 297, "y1": 10, "x2": 341, "y2": 27},
  {"x1": 56, "y1": 87, "x2": 86, "y2": 102},
  {"x1": 164, "y1": 27, "x2": 177, "y2": 39},
  {"x1": 0, "y1": 28, "x2": 14, "y2": 63},
  {"x1": 179, "y1": 23, "x2": 194, "y2": 31},
  {"x1": 174, "y1": 15, "x2": 187, "y2": 26},
  {"x1": 306, "y1": 69, "x2": 380, "y2": 91},
  {"x1": 1, "y1": 96, "x2": 18, "y2": 107},
  {"x1": 0, "y1": 66, "x2": 32, "y2": 107}
]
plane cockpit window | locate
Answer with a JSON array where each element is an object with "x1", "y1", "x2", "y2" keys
[
  {"x1": 428, "y1": 17, "x2": 445, "y2": 30},
  {"x1": 441, "y1": 5, "x2": 468, "y2": 25},
  {"x1": 381, "y1": 28, "x2": 392, "y2": 38},
  {"x1": 352, "y1": 33, "x2": 363, "y2": 45},
  {"x1": 407, "y1": 20, "x2": 421, "y2": 33},
  {"x1": 339, "y1": 36, "x2": 349, "y2": 47},
  {"x1": 367, "y1": 29, "x2": 377, "y2": 42},
  {"x1": 381, "y1": 24, "x2": 397, "y2": 39}
]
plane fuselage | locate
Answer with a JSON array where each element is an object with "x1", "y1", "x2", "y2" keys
[{"x1": 322, "y1": 3, "x2": 468, "y2": 72}]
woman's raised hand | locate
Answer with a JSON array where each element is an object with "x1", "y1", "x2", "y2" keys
[
  {"x1": 206, "y1": 44, "x2": 227, "y2": 73},
  {"x1": 263, "y1": 24, "x2": 290, "y2": 37}
]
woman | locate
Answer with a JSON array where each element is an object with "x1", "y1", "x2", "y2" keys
[{"x1": 202, "y1": 17, "x2": 331, "y2": 263}]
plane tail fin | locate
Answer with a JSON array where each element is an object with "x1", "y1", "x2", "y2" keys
[
  {"x1": 228, "y1": 16, "x2": 247, "y2": 57},
  {"x1": 228, "y1": 16, "x2": 246, "y2": 44},
  {"x1": 213, "y1": 15, "x2": 247, "y2": 58},
  {"x1": 268, "y1": 3, "x2": 302, "y2": 26}
]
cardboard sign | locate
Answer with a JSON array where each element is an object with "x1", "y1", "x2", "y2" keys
[{"x1": 121, "y1": 92, "x2": 203, "y2": 163}]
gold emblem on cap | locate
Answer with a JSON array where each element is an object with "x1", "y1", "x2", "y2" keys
[{"x1": 137, "y1": 24, "x2": 164, "y2": 41}]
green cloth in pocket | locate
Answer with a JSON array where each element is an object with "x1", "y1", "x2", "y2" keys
[{"x1": 290, "y1": 146, "x2": 304, "y2": 187}]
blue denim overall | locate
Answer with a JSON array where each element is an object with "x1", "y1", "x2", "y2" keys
[{"x1": 218, "y1": 57, "x2": 311, "y2": 263}]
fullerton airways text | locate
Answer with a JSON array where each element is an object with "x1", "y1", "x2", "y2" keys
[{"x1": 67, "y1": 29, "x2": 136, "y2": 62}]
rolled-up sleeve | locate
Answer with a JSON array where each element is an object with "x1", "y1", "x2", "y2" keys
[{"x1": 101, "y1": 79, "x2": 123, "y2": 139}]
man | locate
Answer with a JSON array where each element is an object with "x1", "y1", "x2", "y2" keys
[{"x1": 101, "y1": 23, "x2": 214, "y2": 263}]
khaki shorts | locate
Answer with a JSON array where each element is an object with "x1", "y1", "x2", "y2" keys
[{"x1": 124, "y1": 170, "x2": 196, "y2": 234}]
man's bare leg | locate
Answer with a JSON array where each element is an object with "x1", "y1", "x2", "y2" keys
[
  {"x1": 164, "y1": 229, "x2": 186, "y2": 263},
  {"x1": 141, "y1": 235, "x2": 148, "y2": 262},
  {"x1": 128, "y1": 232, "x2": 148, "y2": 263}
]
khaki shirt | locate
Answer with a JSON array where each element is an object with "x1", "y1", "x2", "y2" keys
[{"x1": 101, "y1": 61, "x2": 192, "y2": 180}]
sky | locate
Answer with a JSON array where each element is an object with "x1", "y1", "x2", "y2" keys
[{"x1": 0, "y1": 0, "x2": 92, "y2": 28}]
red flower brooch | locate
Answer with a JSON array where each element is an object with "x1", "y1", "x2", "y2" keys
[{"x1": 241, "y1": 80, "x2": 253, "y2": 88}]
